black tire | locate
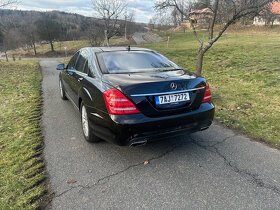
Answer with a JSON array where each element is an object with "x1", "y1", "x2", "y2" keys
[
  {"x1": 59, "y1": 79, "x2": 68, "y2": 100},
  {"x1": 80, "y1": 102, "x2": 101, "y2": 143}
]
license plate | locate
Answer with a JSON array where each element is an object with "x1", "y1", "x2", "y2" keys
[{"x1": 155, "y1": 92, "x2": 190, "y2": 105}]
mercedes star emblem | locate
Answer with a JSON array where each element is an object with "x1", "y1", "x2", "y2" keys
[{"x1": 170, "y1": 82, "x2": 177, "y2": 90}]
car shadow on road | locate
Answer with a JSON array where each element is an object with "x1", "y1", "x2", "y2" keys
[{"x1": 85, "y1": 135, "x2": 196, "y2": 167}]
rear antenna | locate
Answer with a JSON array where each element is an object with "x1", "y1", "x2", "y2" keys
[{"x1": 127, "y1": 45, "x2": 131, "y2": 51}]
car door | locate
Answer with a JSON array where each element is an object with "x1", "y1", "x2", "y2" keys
[
  {"x1": 71, "y1": 50, "x2": 88, "y2": 106},
  {"x1": 64, "y1": 51, "x2": 80, "y2": 102},
  {"x1": 81, "y1": 52, "x2": 104, "y2": 111}
]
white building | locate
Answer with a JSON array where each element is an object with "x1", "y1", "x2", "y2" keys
[{"x1": 253, "y1": 2, "x2": 280, "y2": 26}]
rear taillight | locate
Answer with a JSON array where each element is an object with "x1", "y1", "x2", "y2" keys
[
  {"x1": 202, "y1": 82, "x2": 212, "y2": 103},
  {"x1": 104, "y1": 88, "x2": 140, "y2": 115}
]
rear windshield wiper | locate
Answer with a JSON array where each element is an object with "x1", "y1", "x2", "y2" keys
[{"x1": 155, "y1": 68, "x2": 184, "y2": 72}]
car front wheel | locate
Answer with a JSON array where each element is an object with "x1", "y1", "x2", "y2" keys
[{"x1": 80, "y1": 102, "x2": 100, "y2": 143}]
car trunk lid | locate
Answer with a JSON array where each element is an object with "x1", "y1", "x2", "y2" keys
[{"x1": 102, "y1": 70, "x2": 207, "y2": 117}]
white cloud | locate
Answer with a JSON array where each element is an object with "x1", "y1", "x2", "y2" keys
[{"x1": 16, "y1": 0, "x2": 155, "y2": 23}]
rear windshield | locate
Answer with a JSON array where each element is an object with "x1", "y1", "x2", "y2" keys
[{"x1": 97, "y1": 51, "x2": 180, "y2": 74}]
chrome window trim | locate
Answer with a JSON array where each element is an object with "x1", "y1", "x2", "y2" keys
[
  {"x1": 130, "y1": 87, "x2": 205, "y2": 97},
  {"x1": 83, "y1": 87, "x2": 93, "y2": 101},
  {"x1": 91, "y1": 113, "x2": 103, "y2": 119}
]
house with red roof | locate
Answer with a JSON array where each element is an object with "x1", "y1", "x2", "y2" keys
[
  {"x1": 189, "y1": 8, "x2": 213, "y2": 29},
  {"x1": 254, "y1": 1, "x2": 280, "y2": 25}
]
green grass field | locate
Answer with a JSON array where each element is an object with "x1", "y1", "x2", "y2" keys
[
  {"x1": 0, "y1": 61, "x2": 46, "y2": 209},
  {"x1": 144, "y1": 30, "x2": 280, "y2": 146}
]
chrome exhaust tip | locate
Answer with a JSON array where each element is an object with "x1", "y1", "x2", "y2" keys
[
  {"x1": 130, "y1": 140, "x2": 147, "y2": 147},
  {"x1": 200, "y1": 126, "x2": 209, "y2": 131}
]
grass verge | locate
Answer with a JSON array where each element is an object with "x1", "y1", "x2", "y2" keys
[
  {"x1": 0, "y1": 61, "x2": 47, "y2": 209},
  {"x1": 144, "y1": 30, "x2": 280, "y2": 147}
]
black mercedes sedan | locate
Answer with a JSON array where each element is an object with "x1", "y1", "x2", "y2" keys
[{"x1": 57, "y1": 47, "x2": 214, "y2": 146}]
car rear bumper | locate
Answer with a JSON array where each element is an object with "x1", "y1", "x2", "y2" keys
[{"x1": 88, "y1": 102, "x2": 215, "y2": 146}]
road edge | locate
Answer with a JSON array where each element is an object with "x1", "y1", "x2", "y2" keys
[
  {"x1": 37, "y1": 62, "x2": 55, "y2": 209},
  {"x1": 214, "y1": 120, "x2": 280, "y2": 150}
]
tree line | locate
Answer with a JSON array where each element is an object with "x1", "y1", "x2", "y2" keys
[
  {"x1": 0, "y1": 0, "x2": 143, "y2": 60},
  {"x1": 0, "y1": 10, "x2": 94, "y2": 59}
]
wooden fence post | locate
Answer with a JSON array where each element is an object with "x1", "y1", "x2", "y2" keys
[{"x1": 167, "y1": 36, "x2": 170, "y2": 48}]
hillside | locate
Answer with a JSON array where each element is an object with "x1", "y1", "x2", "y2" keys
[
  {"x1": 0, "y1": 9, "x2": 147, "y2": 39},
  {"x1": 0, "y1": 9, "x2": 101, "y2": 40}
]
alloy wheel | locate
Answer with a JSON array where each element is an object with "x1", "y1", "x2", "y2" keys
[{"x1": 81, "y1": 105, "x2": 89, "y2": 137}]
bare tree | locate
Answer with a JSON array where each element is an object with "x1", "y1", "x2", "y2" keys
[
  {"x1": 153, "y1": 8, "x2": 175, "y2": 30},
  {"x1": 21, "y1": 24, "x2": 38, "y2": 55},
  {"x1": 148, "y1": 18, "x2": 156, "y2": 31},
  {"x1": 195, "y1": 0, "x2": 211, "y2": 10},
  {"x1": 155, "y1": 0, "x2": 278, "y2": 76},
  {"x1": 88, "y1": 21, "x2": 104, "y2": 46},
  {"x1": 259, "y1": 2, "x2": 279, "y2": 26},
  {"x1": 92, "y1": 0, "x2": 127, "y2": 46},
  {"x1": 35, "y1": 17, "x2": 61, "y2": 52},
  {"x1": 0, "y1": 30, "x2": 4, "y2": 59},
  {"x1": 0, "y1": 0, "x2": 19, "y2": 57},
  {"x1": 171, "y1": 8, "x2": 180, "y2": 26},
  {"x1": 0, "y1": 29, "x2": 21, "y2": 61},
  {"x1": 124, "y1": 10, "x2": 135, "y2": 40},
  {"x1": 0, "y1": 0, "x2": 18, "y2": 8},
  {"x1": 0, "y1": 1, "x2": 19, "y2": 60}
]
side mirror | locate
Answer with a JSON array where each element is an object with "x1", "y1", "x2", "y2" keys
[{"x1": 56, "y1": 63, "x2": 65, "y2": 70}]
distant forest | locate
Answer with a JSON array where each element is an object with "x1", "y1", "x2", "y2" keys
[
  {"x1": 0, "y1": 9, "x2": 145, "y2": 55},
  {"x1": 0, "y1": 9, "x2": 101, "y2": 40}
]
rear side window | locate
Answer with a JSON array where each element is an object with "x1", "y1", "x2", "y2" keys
[
  {"x1": 88, "y1": 54, "x2": 100, "y2": 78},
  {"x1": 75, "y1": 50, "x2": 89, "y2": 73},
  {"x1": 68, "y1": 52, "x2": 79, "y2": 70},
  {"x1": 83, "y1": 61, "x2": 89, "y2": 75},
  {"x1": 75, "y1": 55, "x2": 86, "y2": 73},
  {"x1": 97, "y1": 51, "x2": 180, "y2": 74}
]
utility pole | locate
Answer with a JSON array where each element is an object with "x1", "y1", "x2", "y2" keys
[
  {"x1": 124, "y1": 11, "x2": 128, "y2": 41},
  {"x1": 104, "y1": 30, "x2": 109, "y2": 47}
]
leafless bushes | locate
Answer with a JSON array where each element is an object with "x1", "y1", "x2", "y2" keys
[
  {"x1": 155, "y1": 0, "x2": 277, "y2": 76},
  {"x1": 91, "y1": 0, "x2": 127, "y2": 46}
]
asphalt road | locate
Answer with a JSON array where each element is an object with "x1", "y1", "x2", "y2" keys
[
  {"x1": 41, "y1": 59, "x2": 280, "y2": 209},
  {"x1": 132, "y1": 32, "x2": 162, "y2": 45}
]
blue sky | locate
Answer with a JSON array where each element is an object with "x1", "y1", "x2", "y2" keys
[{"x1": 16, "y1": 0, "x2": 155, "y2": 23}]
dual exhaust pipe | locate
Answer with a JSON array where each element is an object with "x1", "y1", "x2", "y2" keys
[
  {"x1": 129, "y1": 139, "x2": 147, "y2": 147},
  {"x1": 130, "y1": 126, "x2": 209, "y2": 146},
  {"x1": 200, "y1": 126, "x2": 209, "y2": 131}
]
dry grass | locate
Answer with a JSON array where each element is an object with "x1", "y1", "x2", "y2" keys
[
  {"x1": 8, "y1": 36, "x2": 133, "y2": 58},
  {"x1": 144, "y1": 29, "x2": 280, "y2": 146},
  {"x1": 0, "y1": 61, "x2": 46, "y2": 209}
]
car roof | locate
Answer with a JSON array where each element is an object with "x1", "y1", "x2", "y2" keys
[{"x1": 80, "y1": 46, "x2": 154, "y2": 53}]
